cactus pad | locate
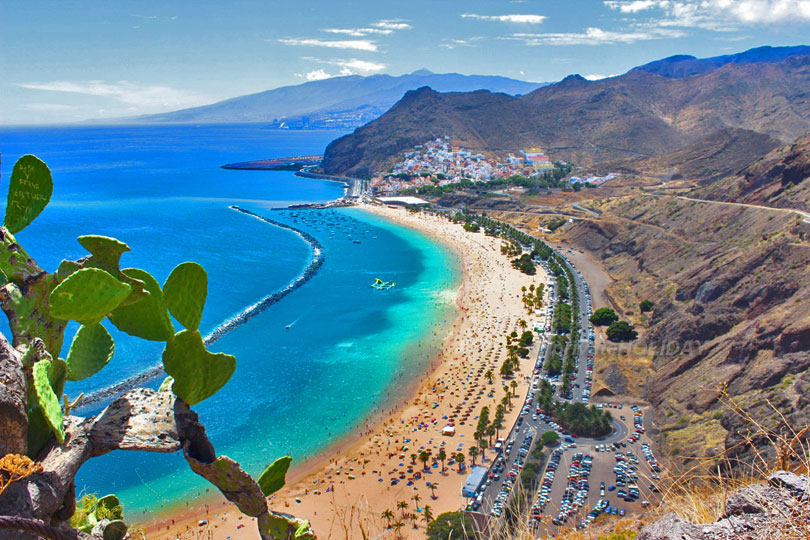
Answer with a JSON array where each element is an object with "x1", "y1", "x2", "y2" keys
[
  {"x1": 108, "y1": 268, "x2": 174, "y2": 341},
  {"x1": 48, "y1": 356, "x2": 67, "y2": 399},
  {"x1": 162, "y1": 330, "x2": 235, "y2": 405},
  {"x1": 4, "y1": 155, "x2": 53, "y2": 233},
  {"x1": 77, "y1": 235, "x2": 130, "y2": 272},
  {"x1": 32, "y1": 359, "x2": 65, "y2": 444},
  {"x1": 157, "y1": 376, "x2": 174, "y2": 393},
  {"x1": 257, "y1": 456, "x2": 293, "y2": 497},
  {"x1": 163, "y1": 262, "x2": 207, "y2": 331},
  {"x1": 49, "y1": 268, "x2": 131, "y2": 324},
  {"x1": 66, "y1": 322, "x2": 115, "y2": 381}
]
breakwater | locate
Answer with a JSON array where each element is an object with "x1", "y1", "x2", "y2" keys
[{"x1": 74, "y1": 206, "x2": 325, "y2": 410}]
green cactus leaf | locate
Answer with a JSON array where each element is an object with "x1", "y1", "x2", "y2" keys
[
  {"x1": 66, "y1": 323, "x2": 115, "y2": 381},
  {"x1": 77, "y1": 235, "x2": 130, "y2": 272},
  {"x1": 102, "y1": 520, "x2": 128, "y2": 540},
  {"x1": 162, "y1": 329, "x2": 235, "y2": 405},
  {"x1": 56, "y1": 259, "x2": 81, "y2": 282},
  {"x1": 163, "y1": 262, "x2": 207, "y2": 331},
  {"x1": 4, "y1": 155, "x2": 53, "y2": 233},
  {"x1": 157, "y1": 376, "x2": 174, "y2": 393},
  {"x1": 26, "y1": 407, "x2": 52, "y2": 458},
  {"x1": 108, "y1": 268, "x2": 174, "y2": 341},
  {"x1": 49, "y1": 268, "x2": 131, "y2": 325},
  {"x1": 48, "y1": 357, "x2": 67, "y2": 399},
  {"x1": 257, "y1": 456, "x2": 293, "y2": 497},
  {"x1": 32, "y1": 359, "x2": 65, "y2": 444}
]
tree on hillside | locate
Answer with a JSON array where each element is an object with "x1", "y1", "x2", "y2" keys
[
  {"x1": 639, "y1": 299, "x2": 654, "y2": 312},
  {"x1": 590, "y1": 307, "x2": 619, "y2": 326},
  {"x1": 426, "y1": 512, "x2": 475, "y2": 540},
  {"x1": 606, "y1": 320, "x2": 638, "y2": 342}
]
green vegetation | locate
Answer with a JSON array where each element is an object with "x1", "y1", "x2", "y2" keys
[
  {"x1": 555, "y1": 402, "x2": 613, "y2": 437},
  {"x1": 590, "y1": 307, "x2": 619, "y2": 326},
  {"x1": 400, "y1": 163, "x2": 574, "y2": 197},
  {"x1": 426, "y1": 511, "x2": 476, "y2": 540},
  {"x1": 541, "y1": 430, "x2": 560, "y2": 446},
  {"x1": 639, "y1": 299, "x2": 654, "y2": 312},
  {"x1": 0, "y1": 155, "x2": 309, "y2": 540},
  {"x1": 511, "y1": 253, "x2": 536, "y2": 275},
  {"x1": 553, "y1": 302, "x2": 572, "y2": 333},
  {"x1": 546, "y1": 216, "x2": 567, "y2": 232},
  {"x1": 606, "y1": 320, "x2": 638, "y2": 342},
  {"x1": 462, "y1": 221, "x2": 480, "y2": 233}
]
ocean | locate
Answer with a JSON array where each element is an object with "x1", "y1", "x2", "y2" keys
[{"x1": 0, "y1": 124, "x2": 461, "y2": 516}]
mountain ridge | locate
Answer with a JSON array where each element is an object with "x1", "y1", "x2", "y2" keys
[
  {"x1": 321, "y1": 48, "x2": 810, "y2": 179},
  {"x1": 131, "y1": 70, "x2": 546, "y2": 128}
]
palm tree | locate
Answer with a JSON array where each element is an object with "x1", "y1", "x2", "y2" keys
[
  {"x1": 423, "y1": 505, "x2": 434, "y2": 525},
  {"x1": 428, "y1": 482, "x2": 438, "y2": 499},
  {"x1": 511, "y1": 380, "x2": 518, "y2": 396},
  {"x1": 412, "y1": 493, "x2": 421, "y2": 509},
  {"x1": 469, "y1": 446, "x2": 479, "y2": 466},
  {"x1": 485, "y1": 370, "x2": 493, "y2": 384},
  {"x1": 418, "y1": 450, "x2": 430, "y2": 471},
  {"x1": 392, "y1": 520, "x2": 405, "y2": 540},
  {"x1": 410, "y1": 513, "x2": 419, "y2": 529},
  {"x1": 456, "y1": 452, "x2": 466, "y2": 472},
  {"x1": 410, "y1": 453, "x2": 417, "y2": 465},
  {"x1": 381, "y1": 509, "x2": 395, "y2": 529},
  {"x1": 438, "y1": 448, "x2": 447, "y2": 471},
  {"x1": 519, "y1": 319, "x2": 527, "y2": 329},
  {"x1": 398, "y1": 499, "x2": 410, "y2": 517}
]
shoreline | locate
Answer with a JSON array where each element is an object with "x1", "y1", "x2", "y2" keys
[{"x1": 145, "y1": 204, "x2": 549, "y2": 539}]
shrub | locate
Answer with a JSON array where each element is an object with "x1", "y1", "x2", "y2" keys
[
  {"x1": 606, "y1": 320, "x2": 638, "y2": 342},
  {"x1": 427, "y1": 512, "x2": 476, "y2": 540},
  {"x1": 639, "y1": 299, "x2": 654, "y2": 312},
  {"x1": 590, "y1": 307, "x2": 619, "y2": 326}
]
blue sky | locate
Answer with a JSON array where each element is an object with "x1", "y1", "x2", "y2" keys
[{"x1": 2, "y1": 0, "x2": 809, "y2": 124}]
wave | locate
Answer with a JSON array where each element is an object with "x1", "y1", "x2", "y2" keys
[{"x1": 74, "y1": 205, "x2": 325, "y2": 410}]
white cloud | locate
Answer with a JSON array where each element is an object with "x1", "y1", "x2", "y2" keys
[
  {"x1": 584, "y1": 73, "x2": 619, "y2": 80},
  {"x1": 297, "y1": 69, "x2": 334, "y2": 81},
  {"x1": 278, "y1": 38, "x2": 378, "y2": 52},
  {"x1": 604, "y1": 0, "x2": 658, "y2": 12},
  {"x1": 334, "y1": 59, "x2": 386, "y2": 72},
  {"x1": 503, "y1": 26, "x2": 685, "y2": 46},
  {"x1": 14, "y1": 80, "x2": 208, "y2": 108},
  {"x1": 323, "y1": 27, "x2": 393, "y2": 36},
  {"x1": 24, "y1": 103, "x2": 78, "y2": 112},
  {"x1": 373, "y1": 19, "x2": 412, "y2": 30},
  {"x1": 462, "y1": 13, "x2": 547, "y2": 23},
  {"x1": 604, "y1": 0, "x2": 810, "y2": 26}
]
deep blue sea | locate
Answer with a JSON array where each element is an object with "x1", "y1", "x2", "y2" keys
[{"x1": 0, "y1": 124, "x2": 460, "y2": 517}]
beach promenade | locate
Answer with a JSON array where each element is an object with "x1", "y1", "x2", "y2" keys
[{"x1": 146, "y1": 205, "x2": 549, "y2": 539}]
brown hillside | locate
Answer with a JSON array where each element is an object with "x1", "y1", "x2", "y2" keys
[
  {"x1": 557, "y1": 194, "x2": 810, "y2": 463},
  {"x1": 322, "y1": 55, "x2": 810, "y2": 179},
  {"x1": 695, "y1": 133, "x2": 810, "y2": 212}
]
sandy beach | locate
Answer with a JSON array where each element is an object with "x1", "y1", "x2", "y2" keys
[{"x1": 144, "y1": 205, "x2": 550, "y2": 539}]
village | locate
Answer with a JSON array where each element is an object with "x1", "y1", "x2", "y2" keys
[{"x1": 369, "y1": 137, "x2": 619, "y2": 195}]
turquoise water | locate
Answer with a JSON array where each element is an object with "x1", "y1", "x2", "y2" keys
[{"x1": 0, "y1": 125, "x2": 460, "y2": 516}]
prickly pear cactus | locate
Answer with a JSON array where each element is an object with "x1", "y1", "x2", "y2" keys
[
  {"x1": 48, "y1": 356, "x2": 68, "y2": 399},
  {"x1": 4, "y1": 154, "x2": 53, "y2": 234},
  {"x1": 66, "y1": 322, "x2": 115, "y2": 381},
  {"x1": 32, "y1": 359, "x2": 65, "y2": 444},
  {"x1": 102, "y1": 520, "x2": 128, "y2": 540},
  {"x1": 77, "y1": 235, "x2": 130, "y2": 271},
  {"x1": 162, "y1": 329, "x2": 235, "y2": 405},
  {"x1": 258, "y1": 456, "x2": 293, "y2": 497},
  {"x1": 49, "y1": 267, "x2": 132, "y2": 324},
  {"x1": 163, "y1": 262, "x2": 207, "y2": 331},
  {"x1": 108, "y1": 268, "x2": 174, "y2": 341}
]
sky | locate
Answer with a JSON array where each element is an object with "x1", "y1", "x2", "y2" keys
[{"x1": 2, "y1": 0, "x2": 810, "y2": 125}]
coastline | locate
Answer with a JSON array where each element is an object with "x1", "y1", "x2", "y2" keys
[{"x1": 144, "y1": 204, "x2": 549, "y2": 539}]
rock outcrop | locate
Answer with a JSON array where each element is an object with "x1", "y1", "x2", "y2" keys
[{"x1": 638, "y1": 471, "x2": 809, "y2": 540}]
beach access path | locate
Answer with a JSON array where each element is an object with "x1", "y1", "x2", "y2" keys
[{"x1": 145, "y1": 205, "x2": 550, "y2": 539}]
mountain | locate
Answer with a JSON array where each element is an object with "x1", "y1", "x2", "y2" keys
[
  {"x1": 633, "y1": 44, "x2": 810, "y2": 78},
  {"x1": 321, "y1": 48, "x2": 810, "y2": 178},
  {"x1": 133, "y1": 70, "x2": 546, "y2": 128},
  {"x1": 695, "y1": 133, "x2": 810, "y2": 212}
]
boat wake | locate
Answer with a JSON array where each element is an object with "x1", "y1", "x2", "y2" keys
[{"x1": 74, "y1": 205, "x2": 325, "y2": 410}]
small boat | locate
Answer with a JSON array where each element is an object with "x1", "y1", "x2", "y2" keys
[{"x1": 285, "y1": 325, "x2": 291, "y2": 329}]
